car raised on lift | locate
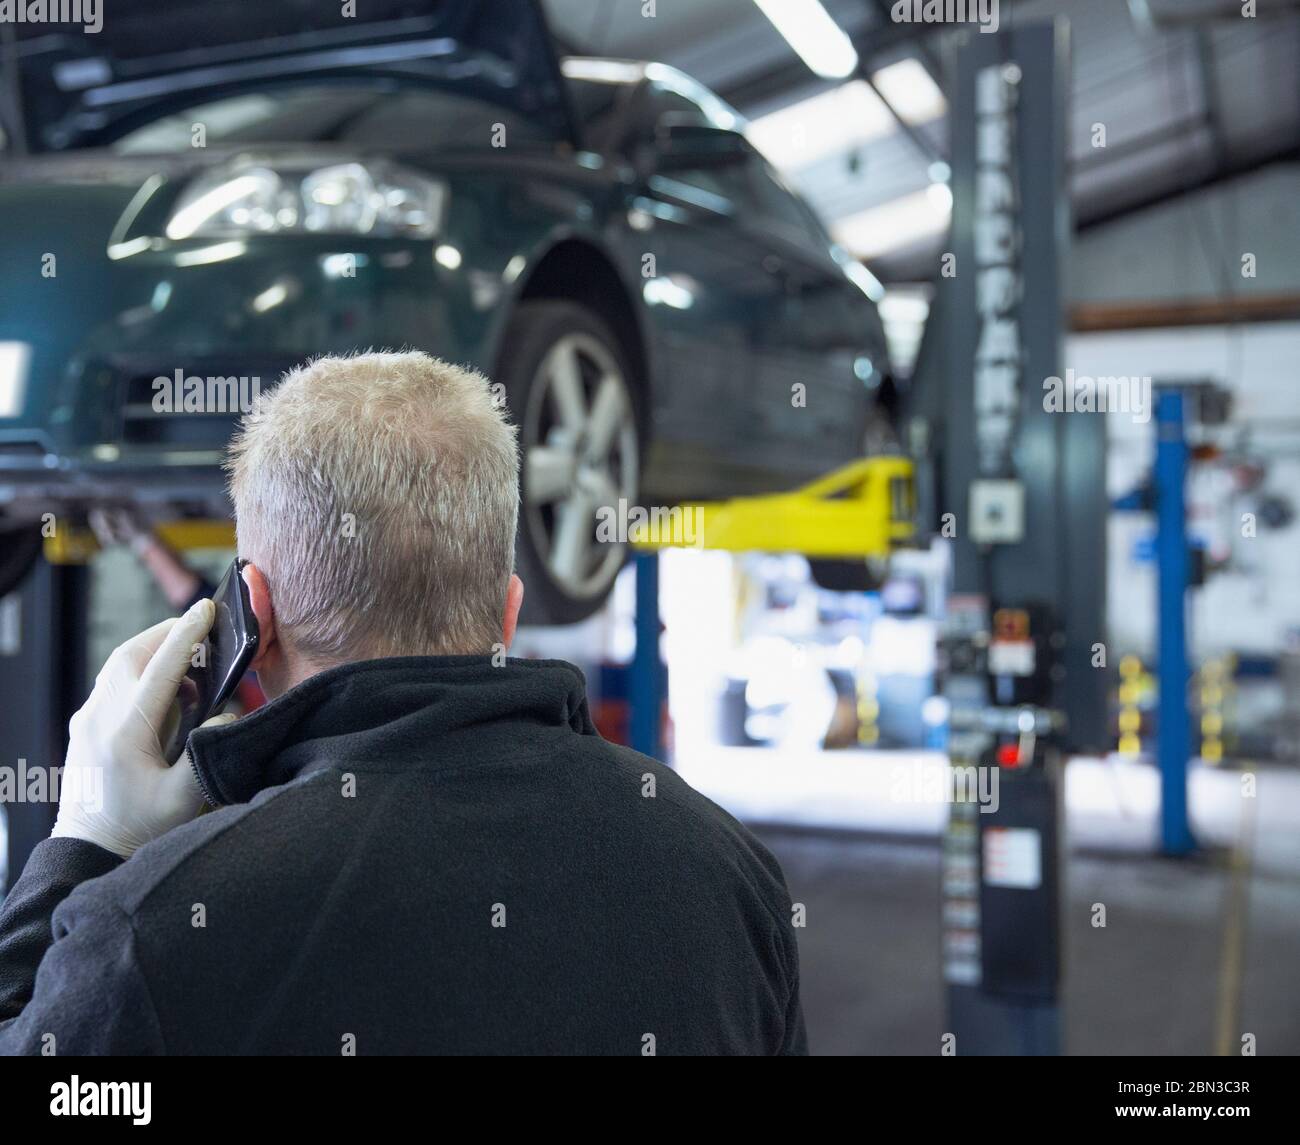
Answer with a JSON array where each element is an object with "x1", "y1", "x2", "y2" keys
[{"x1": 0, "y1": 0, "x2": 890, "y2": 621}]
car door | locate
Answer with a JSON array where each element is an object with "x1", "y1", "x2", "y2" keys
[
  {"x1": 738, "y1": 160, "x2": 879, "y2": 476},
  {"x1": 620, "y1": 77, "x2": 789, "y2": 500}
]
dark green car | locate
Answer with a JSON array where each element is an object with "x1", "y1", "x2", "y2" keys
[{"x1": 0, "y1": 0, "x2": 890, "y2": 621}]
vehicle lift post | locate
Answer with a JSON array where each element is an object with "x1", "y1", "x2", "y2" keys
[
  {"x1": 914, "y1": 21, "x2": 1105, "y2": 1054},
  {"x1": 1155, "y1": 390, "x2": 1196, "y2": 856},
  {"x1": 0, "y1": 559, "x2": 89, "y2": 895},
  {"x1": 1112, "y1": 386, "x2": 1204, "y2": 855},
  {"x1": 630, "y1": 551, "x2": 663, "y2": 760}
]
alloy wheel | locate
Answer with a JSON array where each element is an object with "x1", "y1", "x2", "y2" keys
[{"x1": 521, "y1": 332, "x2": 639, "y2": 602}]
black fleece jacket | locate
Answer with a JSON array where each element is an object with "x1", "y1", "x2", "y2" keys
[{"x1": 0, "y1": 656, "x2": 807, "y2": 1055}]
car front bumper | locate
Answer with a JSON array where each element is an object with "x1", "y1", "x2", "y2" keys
[{"x1": 0, "y1": 232, "x2": 489, "y2": 520}]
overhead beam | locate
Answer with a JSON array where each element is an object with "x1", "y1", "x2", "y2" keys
[
  {"x1": 860, "y1": 70, "x2": 945, "y2": 163},
  {"x1": 1069, "y1": 112, "x2": 1211, "y2": 172},
  {"x1": 719, "y1": 3, "x2": 955, "y2": 110},
  {"x1": 852, "y1": 1, "x2": 946, "y2": 163},
  {"x1": 1071, "y1": 292, "x2": 1300, "y2": 331},
  {"x1": 1195, "y1": 28, "x2": 1227, "y2": 177},
  {"x1": 1076, "y1": 145, "x2": 1300, "y2": 230},
  {"x1": 0, "y1": 23, "x2": 29, "y2": 155},
  {"x1": 866, "y1": 0, "x2": 945, "y2": 83},
  {"x1": 1145, "y1": 0, "x2": 1300, "y2": 26}
]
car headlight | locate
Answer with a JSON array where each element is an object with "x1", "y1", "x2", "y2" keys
[{"x1": 165, "y1": 159, "x2": 446, "y2": 241}]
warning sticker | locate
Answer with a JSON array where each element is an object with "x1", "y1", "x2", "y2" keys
[{"x1": 983, "y1": 827, "x2": 1042, "y2": 889}]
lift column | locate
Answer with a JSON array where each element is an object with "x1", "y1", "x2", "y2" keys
[
  {"x1": 0, "y1": 557, "x2": 88, "y2": 894},
  {"x1": 1154, "y1": 390, "x2": 1197, "y2": 856},
  {"x1": 925, "y1": 21, "x2": 1108, "y2": 1055}
]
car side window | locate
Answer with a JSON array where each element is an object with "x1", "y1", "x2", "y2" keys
[
  {"x1": 640, "y1": 86, "x2": 763, "y2": 216},
  {"x1": 749, "y1": 160, "x2": 834, "y2": 258},
  {"x1": 564, "y1": 77, "x2": 635, "y2": 154},
  {"x1": 635, "y1": 88, "x2": 709, "y2": 140}
]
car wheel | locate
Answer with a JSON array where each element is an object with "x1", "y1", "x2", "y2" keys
[
  {"x1": 497, "y1": 301, "x2": 641, "y2": 625},
  {"x1": 0, "y1": 524, "x2": 42, "y2": 598},
  {"x1": 808, "y1": 557, "x2": 886, "y2": 594}
]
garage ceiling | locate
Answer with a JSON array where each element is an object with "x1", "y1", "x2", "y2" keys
[{"x1": 544, "y1": 0, "x2": 1300, "y2": 280}]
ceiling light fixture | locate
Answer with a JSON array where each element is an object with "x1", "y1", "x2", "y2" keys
[{"x1": 752, "y1": 0, "x2": 859, "y2": 80}]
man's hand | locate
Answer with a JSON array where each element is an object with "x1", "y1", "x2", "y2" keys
[{"x1": 52, "y1": 599, "x2": 236, "y2": 859}]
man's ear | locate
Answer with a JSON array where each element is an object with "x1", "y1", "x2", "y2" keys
[
  {"x1": 502, "y1": 574, "x2": 524, "y2": 651},
  {"x1": 242, "y1": 561, "x2": 277, "y2": 670}
]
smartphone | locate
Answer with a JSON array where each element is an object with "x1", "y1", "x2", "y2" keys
[{"x1": 163, "y1": 558, "x2": 259, "y2": 764}]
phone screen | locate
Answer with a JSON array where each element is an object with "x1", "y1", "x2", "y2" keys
[{"x1": 164, "y1": 558, "x2": 259, "y2": 763}]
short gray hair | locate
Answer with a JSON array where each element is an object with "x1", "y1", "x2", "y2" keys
[{"x1": 226, "y1": 351, "x2": 518, "y2": 660}]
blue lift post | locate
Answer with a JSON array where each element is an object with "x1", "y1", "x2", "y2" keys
[
  {"x1": 629, "y1": 551, "x2": 664, "y2": 761},
  {"x1": 1155, "y1": 390, "x2": 1196, "y2": 856}
]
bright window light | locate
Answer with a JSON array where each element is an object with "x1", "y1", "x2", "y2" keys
[
  {"x1": 747, "y1": 58, "x2": 946, "y2": 173},
  {"x1": 0, "y1": 342, "x2": 31, "y2": 418},
  {"x1": 870, "y1": 57, "x2": 947, "y2": 125},
  {"x1": 879, "y1": 290, "x2": 932, "y2": 325},
  {"x1": 840, "y1": 254, "x2": 886, "y2": 302},
  {"x1": 832, "y1": 188, "x2": 951, "y2": 259},
  {"x1": 251, "y1": 282, "x2": 289, "y2": 313},
  {"x1": 748, "y1": 80, "x2": 888, "y2": 170},
  {"x1": 879, "y1": 285, "x2": 933, "y2": 375},
  {"x1": 753, "y1": 0, "x2": 859, "y2": 80},
  {"x1": 928, "y1": 181, "x2": 953, "y2": 211},
  {"x1": 560, "y1": 58, "x2": 644, "y2": 85},
  {"x1": 173, "y1": 241, "x2": 247, "y2": 267}
]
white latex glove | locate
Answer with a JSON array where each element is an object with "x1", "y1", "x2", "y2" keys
[{"x1": 52, "y1": 598, "x2": 237, "y2": 859}]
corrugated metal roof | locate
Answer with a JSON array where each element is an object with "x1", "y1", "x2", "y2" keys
[{"x1": 546, "y1": 0, "x2": 1299, "y2": 276}]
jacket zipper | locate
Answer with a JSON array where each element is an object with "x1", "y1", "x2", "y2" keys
[{"x1": 188, "y1": 750, "x2": 224, "y2": 809}]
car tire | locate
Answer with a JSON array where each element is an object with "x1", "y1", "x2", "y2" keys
[
  {"x1": 497, "y1": 300, "x2": 642, "y2": 626},
  {"x1": 808, "y1": 557, "x2": 886, "y2": 594},
  {"x1": 0, "y1": 524, "x2": 42, "y2": 599}
]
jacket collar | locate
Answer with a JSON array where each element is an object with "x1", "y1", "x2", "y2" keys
[{"x1": 186, "y1": 655, "x2": 595, "y2": 807}]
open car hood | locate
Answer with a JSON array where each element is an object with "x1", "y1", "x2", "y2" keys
[{"x1": 0, "y1": 0, "x2": 576, "y2": 153}]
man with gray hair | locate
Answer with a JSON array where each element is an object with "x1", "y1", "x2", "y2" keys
[{"x1": 0, "y1": 352, "x2": 807, "y2": 1055}]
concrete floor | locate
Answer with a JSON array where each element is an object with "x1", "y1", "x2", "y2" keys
[
  {"x1": 676, "y1": 748, "x2": 1300, "y2": 1055},
  {"x1": 755, "y1": 806, "x2": 1300, "y2": 1055}
]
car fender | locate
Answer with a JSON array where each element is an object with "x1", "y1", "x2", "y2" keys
[{"x1": 491, "y1": 223, "x2": 658, "y2": 403}]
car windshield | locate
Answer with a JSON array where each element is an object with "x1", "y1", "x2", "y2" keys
[
  {"x1": 110, "y1": 82, "x2": 558, "y2": 155},
  {"x1": 0, "y1": 0, "x2": 572, "y2": 154}
]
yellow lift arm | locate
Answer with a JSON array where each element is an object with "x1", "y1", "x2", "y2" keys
[
  {"x1": 45, "y1": 519, "x2": 237, "y2": 564},
  {"x1": 46, "y1": 458, "x2": 915, "y2": 564},
  {"x1": 630, "y1": 456, "x2": 915, "y2": 557}
]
